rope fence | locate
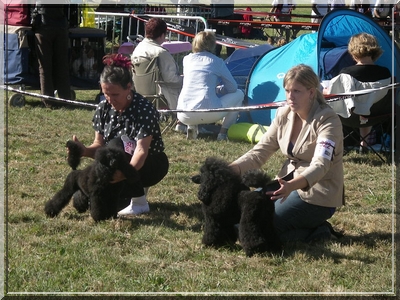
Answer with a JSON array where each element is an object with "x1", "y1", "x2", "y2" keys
[{"x1": 3, "y1": 83, "x2": 399, "y2": 113}]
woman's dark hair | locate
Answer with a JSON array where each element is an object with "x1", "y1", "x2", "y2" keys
[
  {"x1": 145, "y1": 18, "x2": 167, "y2": 39},
  {"x1": 100, "y1": 54, "x2": 133, "y2": 89}
]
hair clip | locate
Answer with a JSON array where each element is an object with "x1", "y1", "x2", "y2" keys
[{"x1": 102, "y1": 54, "x2": 132, "y2": 69}]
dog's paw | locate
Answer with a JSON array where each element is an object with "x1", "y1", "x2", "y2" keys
[
  {"x1": 66, "y1": 140, "x2": 83, "y2": 170},
  {"x1": 44, "y1": 200, "x2": 60, "y2": 218}
]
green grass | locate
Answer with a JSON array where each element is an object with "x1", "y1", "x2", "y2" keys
[{"x1": 4, "y1": 88, "x2": 397, "y2": 296}]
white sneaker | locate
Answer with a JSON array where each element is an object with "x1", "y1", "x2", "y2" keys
[
  {"x1": 118, "y1": 196, "x2": 150, "y2": 216},
  {"x1": 118, "y1": 202, "x2": 150, "y2": 216},
  {"x1": 174, "y1": 123, "x2": 187, "y2": 134},
  {"x1": 217, "y1": 133, "x2": 228, "y2": 141},
  {"x1": 186, "y1": 125, "x2": 198, "y2": 140}
]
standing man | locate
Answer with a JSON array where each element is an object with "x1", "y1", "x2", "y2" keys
[
  {"x1": 31, "y1": 3, "x2": 71, "y2": 106},
  {"x1": 210, "y1": 1, "x2": 235, "y2": 57},
  {"x1": 270, "y1": 0, "x2": 299, "y2": 41},
  {"x1": 311, "y1": 0, "x2": 330, "y2": 24}
]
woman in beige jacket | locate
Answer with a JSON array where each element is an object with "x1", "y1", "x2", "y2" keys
[
  {"x1": 131, "y1": 18, "x2": 183, "y2": 110},
  {"x1": 230, "y1": 64, "x2": 344, "y2": 243}
]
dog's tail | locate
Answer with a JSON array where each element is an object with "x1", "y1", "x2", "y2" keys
[{"x1": 66, "y1": 140, "x2": 83, "y2": 170}]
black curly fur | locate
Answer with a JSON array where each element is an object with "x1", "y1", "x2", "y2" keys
[
  {"x1": 193, "y1": 158, "x2": 283, "y2": 256},
  {"x1": 45, "y1": 140, "x2": 139, "y2": 222},
  {"x1": 66, "y1": 140, "x2": 83, "y2": 170},
  {"x1": 191, "y1": 157, "x2": 248, "y2": 247},
  {"x1": 238, "y1": 169, "x2": 283, "y2": 257}
]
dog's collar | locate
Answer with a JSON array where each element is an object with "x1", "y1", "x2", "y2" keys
[{"x1": 254, "y1": 187, "x2": 263, "y2": 193}]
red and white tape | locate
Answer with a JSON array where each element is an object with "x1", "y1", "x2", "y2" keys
[{"x1": 3, "y1": 82, "x2": 398, "y2": 113}]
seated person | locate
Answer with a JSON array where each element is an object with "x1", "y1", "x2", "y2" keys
[
  {"x1": 323, "y1": 33, "x2": 391, "y2": 153},
  {"x1": 177, "y1": 31, "x2": 244, "y2": 141},
  {"x1": 131, "y1": 18, "x2": 183, "y2": 109}
]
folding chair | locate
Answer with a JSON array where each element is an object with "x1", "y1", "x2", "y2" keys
[
  {"x1": 131, "y1": 55, "x2": 176, "y2": 132},
  {"x1": 340, "y1": 93, "x2": 394, "y2": 163},
  {"x1": 132, "y1": 55, "x2": 167, "y2": 109}
]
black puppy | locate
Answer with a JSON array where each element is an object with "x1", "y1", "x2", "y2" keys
[
  {"x1": 44, "y1": 139, "x2": 139, "y2": 222},
  {"x1": 238, "y1": 169, "x2": 284, "y2": 257},
  {"x1": 191, "y1": 157, "x2": 249, "y2": 247}
]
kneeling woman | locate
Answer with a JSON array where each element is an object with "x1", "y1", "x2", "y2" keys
[
  {"x1": 230, "y1": 64, "x2": 344, "y2": 243},
  {"x1": 71, "y1": 54, "x2": 169, "y2": 216}
]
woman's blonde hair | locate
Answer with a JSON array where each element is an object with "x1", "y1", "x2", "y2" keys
[
  {"x1": 348, "y1": 33, "x2": 383, "y2": 61},
  {"x1": 192, "y1": 31, "x2": 216, "y2": 53},
  {"x1": 283, "y1": 64, "x2": 326, "y2": 104}
]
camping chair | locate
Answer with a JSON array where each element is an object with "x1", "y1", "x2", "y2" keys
[
  {"x1": 131, "y1": 55, "x2": 176, "y2": 132},
  {"x1": 339, "y1": 93, "x2": 395, "y2": 163}
]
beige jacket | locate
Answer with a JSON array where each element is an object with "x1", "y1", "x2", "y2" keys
[
  {"x1": 131, "y1": 38, "x2": 183, "y2": 109},
  {"x1": 232, "y1": 101, "x2": 344, "y2": 208}
]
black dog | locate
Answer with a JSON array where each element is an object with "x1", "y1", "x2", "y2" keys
[
  {"x1": 191, "y1": 157, "x2": 249, "y2": 247},
  {"x1": 238, "y1": 170, "x2": 283, "y2": 257},
  {"x1": 44, "y1": 139, "x2": 139, "y2": 222},
  {"x1": 192, "y1": 157, "x2": 284, "y2": 256}
]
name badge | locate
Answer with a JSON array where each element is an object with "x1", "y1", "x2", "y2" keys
[
  {"x1": 314, "y1": 137, "x2": 335, "y2": 160},
  {"x1": 121, "y1": 135, "x2": 136, "y2": 155}
]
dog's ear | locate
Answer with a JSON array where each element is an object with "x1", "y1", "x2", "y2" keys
[
  {"x1": 264, "y1": 179, "x2": 280, "y2": 192},
  {"x1": 198, "y1": 186, "x2": 213, "y2": 205},
  {"x1": 264, "y1": 173, "x2": 293, "y2": 192},
  {"x1": 66, "y1": 140, "x2": 83, "y2": 170},
  {"x1": 197, "y1": 177, "x2": 221, "y2": 205}
]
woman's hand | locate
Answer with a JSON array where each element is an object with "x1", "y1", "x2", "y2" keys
[
  {"x1": 266, "y1": 178, "x2": 292, "y2": 202},
  {"x1": 266, "y1": 175, "x2": 308, "y2": 203}
]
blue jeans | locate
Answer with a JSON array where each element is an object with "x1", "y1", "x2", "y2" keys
[{"x1": 273, "y1": 190, "x2": 334, "y2": 243}]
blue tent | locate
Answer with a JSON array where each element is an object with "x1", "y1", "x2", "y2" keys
[
  {"x1": 225, "y1": 43, "x2": 274, "y2": 76},
  {"x1": 225, "y1": 43, "x2": 274, "y2": 90},
  {"x1": 240, "y1": 8, "x2": 399, "y2": 126},
  {"x1": 238, "y1": 33, "x2": 318, "y2": 125}
]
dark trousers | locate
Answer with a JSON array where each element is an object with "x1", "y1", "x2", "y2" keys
[
  {"x1": 34, "y1": 26, "x2": 71, "y2": 99},
  {"x1": 108, "y1": 138, "x2": 169, "y2": 197},
  {"x1": 211, "y1": 15, "x2": 235, "y2": 57}
]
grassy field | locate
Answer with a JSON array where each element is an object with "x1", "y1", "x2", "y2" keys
[
  {"x1": 3, "y1": 3, "x2": 399, "y2": 297},
  {"x1": 4, "y1": 88, "x2": 397, "y2": 297}
]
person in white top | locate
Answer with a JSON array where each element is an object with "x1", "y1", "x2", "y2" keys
[{"x1": 177, "y1": 31, "x2": 244, "y2": 141}]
